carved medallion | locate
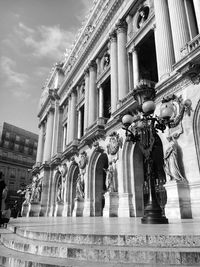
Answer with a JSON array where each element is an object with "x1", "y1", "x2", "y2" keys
[
  {"x1": 107, "y1": 132, "x2": 123, "y2": 155},
  {"x1": 79, "y1": 151, "x2": 88, "y2": 169}
]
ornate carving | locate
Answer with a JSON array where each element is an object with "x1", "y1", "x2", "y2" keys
[
  {"x1": 116, "y1": 19, "x2": 127, "y2": 34},
  {"x1": 161, "y1": 94, "x2": 192, "y2": 128},
  {"x1": 107, "y1": 131, "x2": 123, "y2": 155},
  {"x1": 137, "y1": 6, "x2": 150, "y2": 29},
  {"x1": 79, "y1": 151, "x2": 88, "y2": 169}
]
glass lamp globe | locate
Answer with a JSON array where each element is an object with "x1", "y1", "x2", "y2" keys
[
  {"x1": 122, "y1": 114, "x2": 134, "y2": 127},
  {"x1": 142, "y1": 100, "x2": 156, "y2": 115},
  {"x1": 160, "y1": 102, "x2": 174, "y2": 119}
]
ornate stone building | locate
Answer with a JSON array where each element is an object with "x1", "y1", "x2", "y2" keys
[
  {"x1": 29, "y1": 0, "x2": 200, "y2": 220},
  {"x1": 0, "y1": 122, "x2": 38, "y2": 203}
]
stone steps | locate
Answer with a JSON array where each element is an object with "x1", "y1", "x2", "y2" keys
[{"x1": 1, "y1": 228, "x2": 200, "y2": 266}]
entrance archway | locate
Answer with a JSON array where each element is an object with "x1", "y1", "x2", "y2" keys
[
  {"x1": 94, "y1": 153, "x2": 108, "y2": 216},
  {"x1": 66, "y1": 164, "x2": 79, "y2": 216}
]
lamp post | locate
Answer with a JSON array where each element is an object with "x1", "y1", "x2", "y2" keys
[{"x1": 121, "y1": 84, "x2": 191, "y2": 224}]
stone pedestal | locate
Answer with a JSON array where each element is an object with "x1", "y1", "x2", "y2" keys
[
  {"x1": 103, "y1": 192, "x2": 118, "y2": 217},
  {"x1": 72, "y1": 198, "x2": 84, "y2": 217},
  {"x1": 164, "y1": 181, "x2": 192, "y2": 219},
  {"x1": 29, "y1": 203, "x2": 41, "y2": 217},
  {"x1": 55, "y1": 202, "x2": 64, "y2": 216},
  {"x1": 21, "y1": 203, "x2": 30, "y2": 217},
  {"x1": 118, "y1": 193, "x2": 134, "y2": 217}
]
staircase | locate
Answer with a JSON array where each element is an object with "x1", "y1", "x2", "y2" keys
[{"x1": 1, "y1": 218, "x2": 200, "y2": 267}]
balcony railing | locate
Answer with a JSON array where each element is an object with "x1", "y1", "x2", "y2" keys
[{"x1": 181, "y1": 34, "x2": 200, "y2": 55}]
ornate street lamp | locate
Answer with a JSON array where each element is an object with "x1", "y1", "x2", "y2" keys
[{"x1": 122, "y1": 84, "x2": 191, "y2": 224}]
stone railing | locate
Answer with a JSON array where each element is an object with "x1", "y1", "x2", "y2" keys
[{"x1": 181, "y1": 34, "x2": 200, "y2": 56}]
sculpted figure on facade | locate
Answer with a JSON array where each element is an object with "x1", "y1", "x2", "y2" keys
[
  {"x1": 164, "y1": 137, "x2": 187, "y2": 183},
  {"x1": 56, "y1": 163, "x2": 68, "y2": 203},
  {"x1": 31, "y1": 174, "x2": 43, "y2": 203},
  {"x1": 75, "y1": 173, "x2": 85, "y2": 199},
  {"x1": 104, "y1": 162, "x2": 115, "y2": 193}
]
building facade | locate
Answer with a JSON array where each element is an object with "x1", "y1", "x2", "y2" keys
[
  {"x1": 0, "y1": 122, "x2": 38, "y2": 204},
  {"x1": 29, "y1": 0, "x2": 200, "y2": 220}
]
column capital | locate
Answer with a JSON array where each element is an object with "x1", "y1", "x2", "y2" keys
[
  {"x1": 109, "y1": 30, "x2": 117, "y2": 42},
  {"x1": 88, "y1": 60, "x2": 97, "y2": 71},
  {"x1": 116, "y1": 19, "x2": 127, "y2": 34}
]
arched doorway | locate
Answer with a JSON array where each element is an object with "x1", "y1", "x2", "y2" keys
[
  {"x1": 66, "y1": 164, "x2": 79, "y2": 216},
  {"x1": 94, "y1": 153, "x2": 108, "y2": 216}
]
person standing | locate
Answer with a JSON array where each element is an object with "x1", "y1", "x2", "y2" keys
[{"x1": 0, "y1": 171, "x2": 6, "y2": 218}]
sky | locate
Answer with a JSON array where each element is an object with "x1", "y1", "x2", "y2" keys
[{"x1": 0, "y1": 0, "x2": 93, "y2": 134}]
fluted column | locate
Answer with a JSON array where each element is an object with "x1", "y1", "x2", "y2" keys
[
  {"x1": 193, "y1": 0, "x2": 200, "y2": 33},
  {"x1": 36, "y1": 122, "x2": 45, "y2": 164},
  {"x1": 69, "y1": 90, "x2": 77, "y2": 142},
  {"x1": 52, "y1": 105, "x2": 63, "y2": 155},
  {"x1": 43, "y1": 108, "x2": 54, "y2": 162},
  {"x1": 51, "y1": 101, "x2": 59, "y2": 157},
  {"x1": 154, "y1": 0, "x2": 175, "y2": 80},
  {"x1": 88, "y1": 61, "x2": 97, "y2": 126},
  {"x1": 132, "y1": 47, "x2": 139, "y2": 88},
  {"x1": 116, "y1": 19, "x2": 129, "y2": 100},
  {"x1": 66, "y1": 97, "x2": 71, "y2": 144},
  {"x1": 109, "y1": 31, "x2": 118, "y2": 113},
  {"x1": 98, "y1": 86, "x2": 104, "y2": 117},
  {"x1": 168, "y1": 0, "x2": 190, "y2": 62},
  {"x1": 84, "y1": 69, "x2": 89, "y2": 132}
]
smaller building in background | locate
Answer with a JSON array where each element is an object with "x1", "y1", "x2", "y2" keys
[{"x1": 0, "y1": 122, "x2": 38, "y2": 206}]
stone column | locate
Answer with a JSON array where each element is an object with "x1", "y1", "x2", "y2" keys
[
  {"x1": 66, "y1": 97, "x2": 71, "y2": 144},
  {"x1": 88, "y1": 61, "x2": 97, "y2": 126},
  {"x1": 77, "y1": 110, "x2": 82, "y2": 139},
  {"x1": 98, "y1": 86, "x2": 104, "y2": 117},
  {"x1": 84, "y1": 69, "x2": 89, "y2": 132},
  {"x1": 56, "y1": 107, "x2": 64, "y2": 153},
  {"x1": 132, "y1": 47, "x2": 139, "y2": 88},
  {"x1": 51, "y1": 101, "x2": 59, "y2": 157},
  {"x1": 109, "y1": 31, "x2": 118, "y2": 114},
  {"x1": 69, "y1": 90, "x2": 77, "y2": 142},
  {"x1": 193, "y1": 0, "x2": 200, "y2": 33},
  {"x1": 43, "y1": 108, "x2": 54, "y2": 162},
  {"x1": 154, "y1": 0, "x2": 175, "y2": 80},
  {"x1": 36, "y1": 122, "x2": 45, "y2": 164},
  {"x1": 116, "y1": 19, "x2": 129, "y2": 100},
  {"x1": 168, "y1": 0, "x2": 190, "y2": 61}
]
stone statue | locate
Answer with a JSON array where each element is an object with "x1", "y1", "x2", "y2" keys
[
  {"x1": 31, "y1": 175, "x2": 43, "y2": 203},
  {"x1": 57, "y1": 163, "x2": 68, "y2": 202},
  {"x1": 56, "y1": 177, "x2": 62, "y2": 202},
  {"x1": 75, "y1": 174, "x2": 84, "y2": 199},
  {"x1": 104, "y1": 162, "x2": 114, "y2": 193},
  {"x1": 164, "y1": 137, "x2": 186, "y2": 182}
]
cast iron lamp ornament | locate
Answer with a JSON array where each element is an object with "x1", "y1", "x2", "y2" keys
[{"x1": 122, "y1": 89, "x2": 192, "y2": 224}]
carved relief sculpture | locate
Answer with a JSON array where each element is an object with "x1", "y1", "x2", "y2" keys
[
  {"x1": 107, "y1": 131, "x2": 123, "y2": 155},
  {"x1": 104, "y1": 162, "x2": 115, "y2": 193}
]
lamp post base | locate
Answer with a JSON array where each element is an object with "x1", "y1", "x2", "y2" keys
[{"x1": 141, "y1": 215, "x2": 168, "y2": 224}]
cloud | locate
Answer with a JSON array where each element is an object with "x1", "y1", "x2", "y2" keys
[
  {"x1": 15, "y1": 22, "x2": 75, "y2": 61},
  {"x1": 0, "y1": 56, "x2": 30, "y2": 99}
]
